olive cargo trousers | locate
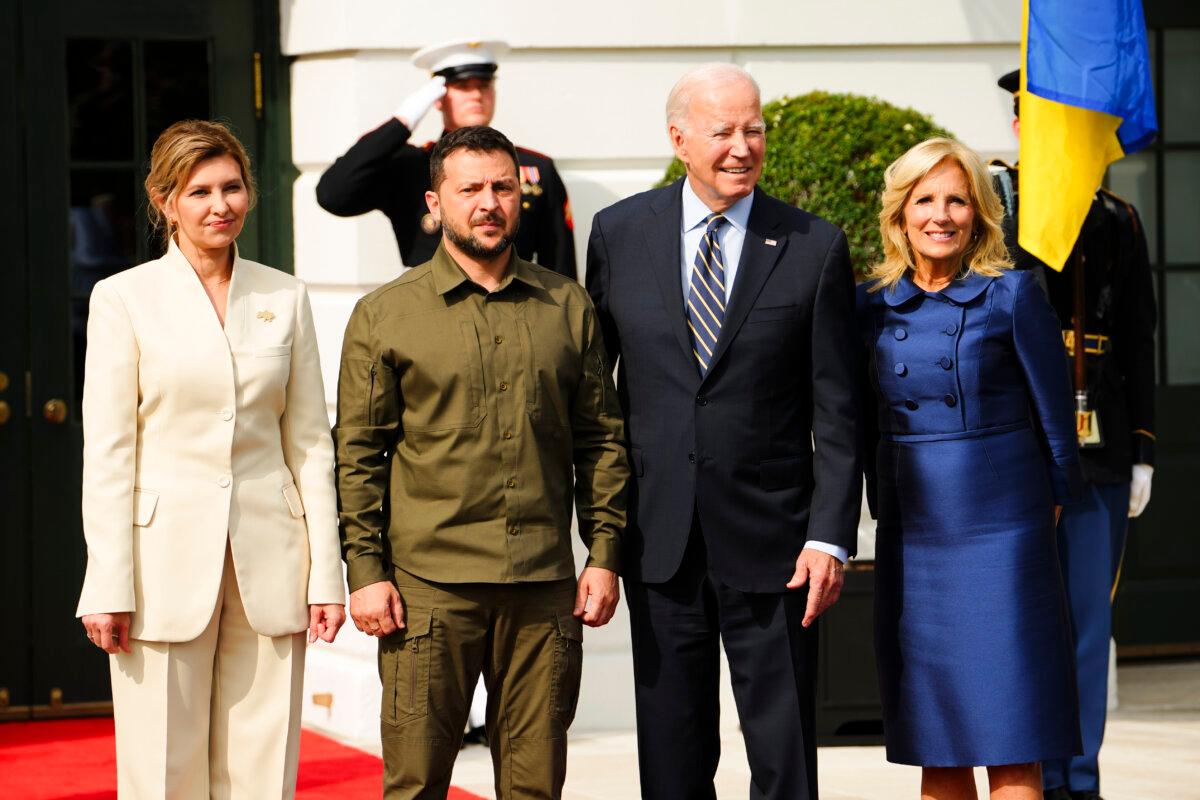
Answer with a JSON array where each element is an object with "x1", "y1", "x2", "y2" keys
[{"x1": 380, "y1": 569, "x2": 583, "y2": 799}]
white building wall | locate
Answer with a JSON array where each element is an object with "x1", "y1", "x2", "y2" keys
[{"x1": 284, "y1": 0, "x2": 1022, "y2": 745}]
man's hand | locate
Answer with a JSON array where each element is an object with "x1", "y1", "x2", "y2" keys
[
  {"x1": 82, "y1": 612, "x2": 131, "y2": 655},
  {"x1": 394, "y1": 76, "x2": 447, "y2": 129},
  {"x1": 349, "y1": 581, "x2": 405, "y2": 637},
  {"x1": 786, "y1": 548, "x2": 845, "y2": 628},
  {"x1": 574, "y1": 566, "x2": 619, "y2": 627},
  {"x1": 308, "y1": 603, "x2": 347, "y2": 644}
]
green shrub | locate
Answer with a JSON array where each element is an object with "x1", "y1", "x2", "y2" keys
[{"x1": 658, "y1": 91, "x2": 953, "y2": 278}]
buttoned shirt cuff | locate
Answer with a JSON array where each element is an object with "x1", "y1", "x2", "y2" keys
[
  {"x1": 345, "y1": 555, "x2": 390, "y2": 594},
  {"x1": 584, "y1": 534, "x2": 622, "y2": 574},
  {"x1": 803, "y1": 540, "x2": 849, "y2": 564}
]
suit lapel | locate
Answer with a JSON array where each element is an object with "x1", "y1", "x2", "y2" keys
[
  {"x1": 645, "y1": 180, "x2": 694, "y2": 366},
  {"x1": 704, "y1": 188, "x2": 785, "y2": 377}
]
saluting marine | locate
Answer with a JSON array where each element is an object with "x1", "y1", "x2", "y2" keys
[
  {"x1": 317, "y1": 39, "x2": 577, "y2": 279},
  {"x1": 993, "y1": 69, "x2": 1158, "y2": 800}
]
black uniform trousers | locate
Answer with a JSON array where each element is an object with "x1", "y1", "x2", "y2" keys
[{"x1": 626, "y1": 517, "x2": 819, "y2": 800}]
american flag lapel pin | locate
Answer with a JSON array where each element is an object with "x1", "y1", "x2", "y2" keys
[{"x1": 764, "y1": 238, "x2": 777, "y2": 247}]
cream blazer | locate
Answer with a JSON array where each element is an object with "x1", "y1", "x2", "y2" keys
[{"x1": 76, "y1": 241, "x2": 344, "y2": 642}]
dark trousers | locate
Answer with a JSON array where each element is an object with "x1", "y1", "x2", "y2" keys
[
  {"x1": 1043, "y1": 482, "x2": 1130, "y2": 794},
  {"x1": 626, "y1": 524, "x2": 819, "y2": 800}
]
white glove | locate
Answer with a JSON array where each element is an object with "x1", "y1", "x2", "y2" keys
[
  {"x1": 1128, "y1": 463, "x2": 1154, "y2": 518},
  {"x1": 394, "y1": 76, "x2": 447, "y2": 129}
]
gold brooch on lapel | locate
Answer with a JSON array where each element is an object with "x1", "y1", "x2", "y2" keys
[{"x1": 256, "y1": 310, "x2": 276, "y2": 323}]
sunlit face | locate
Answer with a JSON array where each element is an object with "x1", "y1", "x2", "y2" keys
[
  {"x1": 903, "y1": 158, "x2": 976, "y2": 273},
  {"x1": 669, "y1": 79, "x2": 765, "y2": 212},
  {"x1": 438, "y1": 77, "x2": 496, "y2": 130},
  {"x1": 166, "y1": 154, "x2": 248, "y2": 255},
  {"x1": 425, "y1": 147, "x2": 520, "y2": 260}
]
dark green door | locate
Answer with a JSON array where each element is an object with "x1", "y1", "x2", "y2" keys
[
  {"x1": 2, "y1": 0, "x2": 266, "y2": 718},
  {"x1": 1110, "y1": 4, "x2": 1200, "y2": 656}
]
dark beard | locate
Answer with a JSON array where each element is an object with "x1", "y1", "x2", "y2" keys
[{"x1": 443, "y1": 214, "x2": 520, "y2": 260}]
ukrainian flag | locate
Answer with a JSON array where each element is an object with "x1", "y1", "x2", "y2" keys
[{"x1": 1019, "y1": 0, "x2": 1158, "y2": 271}]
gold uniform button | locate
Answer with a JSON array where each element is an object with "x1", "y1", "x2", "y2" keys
[
  {"x1": 494, "y1": 335, "x2": 504, "y2": 344},
  {"x1": 503, "y1": 430, "x2": 513, "y2": 439},
  {"x1": 499, "y1": 381, "x2": 509, "y2": 391},
  {"x1": 508, "y1": 526, "x2": 520, "y2": 536},
  {"x1": 507, "y1": 478, "x2": 517, "y2": 488}
]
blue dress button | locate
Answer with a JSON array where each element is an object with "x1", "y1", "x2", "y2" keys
[
  {"x1": 904, "y1": 399, "x2": 919, "y2": 411},
  {"x1": 939, "y1": 356, "x2": 953, "y2": 369},
  {"x1": 894, "y1": 363, "x2": 907, "y2": 376},
  {"x1": 945, "y1": 322, "x2": 958, "y2": 335},
  {"x1": 894, "y1": 328, "x2": 907, "y2": 340},
  {"x1": 943, "y1": 394, "x2": 957, "y2": 407}
]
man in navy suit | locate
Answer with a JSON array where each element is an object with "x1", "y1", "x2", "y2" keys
[{"x1": 586, "y1": 64, "x2": 861, "y2": 799}]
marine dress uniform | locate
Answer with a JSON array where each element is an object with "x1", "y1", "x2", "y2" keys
[
  {"x1": 858, "y1": 268, "x2": 1083, "y2": 767},
  {"x1": 315, "y1": 42, "x2": 577, "y2": 278},
  {"x1": 994, "y1": 160, "x2": 1157, "y2": 800}
]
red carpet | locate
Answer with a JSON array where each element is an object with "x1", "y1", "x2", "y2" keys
[{"x1": 0, "y1": 717, "x2": 486, "y2": 799}]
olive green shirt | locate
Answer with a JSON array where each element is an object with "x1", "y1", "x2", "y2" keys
[{"x1": 335, "y1": 244, "x2": 628, "y2": 591}]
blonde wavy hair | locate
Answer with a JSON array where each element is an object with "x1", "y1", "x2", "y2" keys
[
  {"x1": 868, "y1": 137, "x2": 1010, "y2": 291},
  {"x1": 144, "y1": 120, "x2": 257, "y2": 250}
]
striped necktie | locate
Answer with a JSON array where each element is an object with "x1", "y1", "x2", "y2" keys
[{"x1": 687, "y1": 212, "x2": 728, "y2": 375}]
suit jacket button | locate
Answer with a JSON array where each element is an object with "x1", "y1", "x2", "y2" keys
[
  {"x1": 688, "y1": 452, "x2": 696, "y2": 463},
  {"x1": 904, "y1": 399, "x2": 918, "y2": 411},
  {"x1": 939, "y1": 356, "x2": 953, "y2": 369},
  {"x1": 943, "y1": 394, "x2": 957, "y2": 407},
  {"x1": 218, "y1": 475, "x2": 231, "y2": 488},
  {"x1": 893, "y1": 328, "x2": 907, "y2": 340},
  {"x1": 695, "y1": 395, "x2": 708, "y2": 406},
  {"x1": 894, "y1": 363, "x2": 907, "y2": 376},
  {"x1": 945, "y1": 323, "x2": 958, "y2": 335},
  {"x1": 220, "y1": 407, "x2": 233, "y2": 421}
]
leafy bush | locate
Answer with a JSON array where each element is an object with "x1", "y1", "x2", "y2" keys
[{"x1": 659, "y1": 91, "x2": 953, "y2": 278}]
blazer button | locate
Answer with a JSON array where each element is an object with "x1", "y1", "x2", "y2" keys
[
  {"x1": 945, "y1": 322, "x2": 958, "y2": 335},
  {"x1": 218, "y1": 475, "x2": 231, "y2": 488},
  {"x1": 939, "y1": 356, "x2": 953, "y2": 369},
  {"x1": 943, "y1": 394, "x2": 957, "y2": 407},
  {"x1": 904, "y1": 399, "x2": 918, "y2": 411},
  {"x1": 894, "y1": 363, "x2": 907, "y2": 376},
  {"x1": 220, "y1": 407, "x2": 233, "y2": 421},
  {"x1": 695, "y1": 395, "x2": 708, "y2": 406},
  {"x1": 688, "y1": 452, "x2": 696, "y2": 463},
  {"x1": 893, "y1": 328, "x2": 907, "y2": 340},
  {"x1": 508, "y1": 526, "x2": 520, "y2": 536}
]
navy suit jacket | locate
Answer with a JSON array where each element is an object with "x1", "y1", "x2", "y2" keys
[{"x1": 586, "y1": 179, "x2": 862, "y2": 592}]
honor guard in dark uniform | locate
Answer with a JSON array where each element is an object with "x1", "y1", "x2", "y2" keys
[
  {"x1": 316, "y1": 39, "x2": 577, "y2": 279},
  {"x1": 993, "y1": 69, "x2": 1158, "y2": 800}
]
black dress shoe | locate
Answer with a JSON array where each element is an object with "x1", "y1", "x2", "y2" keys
[
  {"x1": 1070, "y1": 792, "x2": 1103, "y2": 800},
  {"x1": 1043, "y1": 789, "x2": 1072, "y2": 800},
  {"x1": 461, "y1": 725, "x2": 488, "y2": 747}
]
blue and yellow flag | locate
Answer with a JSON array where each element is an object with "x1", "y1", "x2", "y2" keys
[{"x1": 1019, "y1": 0, "x2": 1158, "y2": 271}]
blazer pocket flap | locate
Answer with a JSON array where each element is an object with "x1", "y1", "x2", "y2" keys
[
  {"x1": 282, "y1": 483, "x2": 306, "y2": 518},
  {"x1": 255, "y1": 344, "x2": 292, "y2": 358},
  {"x1": 403, "y1": 607, "x2": 433, "y2": 639},
  {"x1": 132, "y1": 489, "x2": 159, "y2": 527},
  {"x1": 759, "y1": 455, "x2": 813, "y2": 491},
  {"x1": 630, "y1": 446, "x2": 645, "y2": 477},
  {"x1": 747, "y1": 304, "x2": 801, "y2": 323}
]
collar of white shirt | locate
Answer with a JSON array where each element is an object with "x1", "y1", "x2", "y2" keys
[{"x1": 680, "y1": 177, "x2": 754, "y2": 236}]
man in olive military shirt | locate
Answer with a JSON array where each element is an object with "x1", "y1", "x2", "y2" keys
[
  {"x1": 317, "y1": 39, "x2": 578, "y2": 279},
  {"x1": 334, "y1": 125, "x2": 627, "y2": 799}
]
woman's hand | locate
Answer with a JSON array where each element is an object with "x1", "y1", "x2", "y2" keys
[
  {"x1": 308, "y1": 603, "x2": 346, "y2": 644},
  {"x1": 82, "y1": 613, "x2": 131, "y2": 655}
]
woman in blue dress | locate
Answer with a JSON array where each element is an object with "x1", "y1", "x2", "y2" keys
[{"x1": 859, "y1": 138, "x2": 1083, "y2": 800}]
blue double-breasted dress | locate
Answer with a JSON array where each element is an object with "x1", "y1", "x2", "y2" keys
[{"x1": 858, "y1": 268, "x2": 1084, "y2": 767}]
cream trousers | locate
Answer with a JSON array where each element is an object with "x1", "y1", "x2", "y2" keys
[{"x1": 109, "y1": 544, "x2": 306, "y2": 799}]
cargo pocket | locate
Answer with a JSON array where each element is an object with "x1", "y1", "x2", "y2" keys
[
  {"x1": 132, "y1": 488, "x2": 159, "y2": 527},
  {"x1": 378, "y1": 607, "x2": 433, "y2": 725},
  {"x1": 549, "y1": 612, "x2": 583, "y2": 727}
]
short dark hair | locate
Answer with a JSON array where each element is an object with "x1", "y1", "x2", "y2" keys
[{"x1": 429, "y1": 125, "x2": 521, "y2": 190}]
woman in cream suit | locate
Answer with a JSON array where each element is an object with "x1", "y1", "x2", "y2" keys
[{"x1": 76, "y1": 120, "x2": 346, "y2": 798}]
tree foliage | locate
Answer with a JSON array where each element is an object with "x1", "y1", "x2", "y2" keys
[{"x1": 659, "y1": 91, "x2": 953, "y2": 278}]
